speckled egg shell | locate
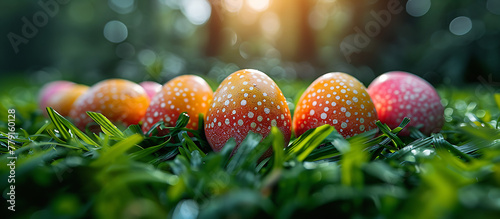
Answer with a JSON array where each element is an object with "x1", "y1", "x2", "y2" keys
[
  {"x1": 205, "y1": 69, "x2": 292, "y2": 155},
  {"x1": 367, "y1": 71, "x2": 444, "y2": 136},
  {"x1": 69, "y1": 79, "x2": 150, "y2": 130},
  {"x1": 293, "y1": 72, "x2": 378, "y2": 138},
  {"x1": 141, "y1": 75, "x2": 213, "y2": 134}
]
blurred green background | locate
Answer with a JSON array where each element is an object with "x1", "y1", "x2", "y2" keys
[{"x1": 1, "y1": 0, "x2": 499, "y2": 87}]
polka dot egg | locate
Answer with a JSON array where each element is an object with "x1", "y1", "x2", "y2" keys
[
  {"x1": 367, "y1": 71, "x2": 444, "y2": 136},
  {"x1": 141, "y1": 75, "x2": 213, "y2": 134},
  {"x1": 292, "y1": 72, "x2": 378, "y2": 138},
  {"x1": 205, "y1": 69, "x2": 292, "y2": 156},
  {"x1": 69, "y1": 79, "x2": 150, "y2": 130}
]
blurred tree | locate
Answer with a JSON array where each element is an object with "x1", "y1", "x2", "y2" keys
[{"x1": 1, "y1": 0, "x2": 500, "y2": 85}]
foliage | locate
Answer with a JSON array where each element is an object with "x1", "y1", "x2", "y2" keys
[{"x1": 1, "y1": 84, "x2": 500, "y2": 219}]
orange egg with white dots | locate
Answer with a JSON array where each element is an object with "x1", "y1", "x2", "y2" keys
[
  {"x1": 205, "y1": 69, "x2": 292, "y2": 157},
  {"x1": 69, "y1": 79, "x2": 150, "y2": 130},
  {"x1": 141, "y1": 75, "x2": 214, "y2": 134},
  {"x1": 292, "y1": 72, "x2": 378, "y2": 138},
  {"x1": 46, "y1": 84, "x2": 89, "y2": 116}
]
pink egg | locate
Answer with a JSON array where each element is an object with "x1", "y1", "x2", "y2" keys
[
  {"x1": 367, "y1": 71, "x2": 444, "y2": 136},
  {"x1": 139, "y1": 81, "x2": 162, "y2": 100},
  {"x1": 38, "y1": 80, "x2": 75, "y2": 112}
]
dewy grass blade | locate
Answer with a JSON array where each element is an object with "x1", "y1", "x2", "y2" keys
[
  {"x1": 46, "y1": 107, "x2": 71, "y2": 140},
  {"x1": 45, "y1": 124, "x2": 66, "y2": 144},
  {"x1": 26, "y1": 121, "x2": 51, "y2": 144},
  {"x1": 432, "y1": 133, "x2": 473, "y2": 162},
  {"x1": 175, "y1": 112, "x2": 190, "y2": 129},
  {"x1": 87, "y1": 111, "x2": 126, "y2": 139},
  {"x1": 46, "y1": 107, "x2": 99, "y2": 148},
  {"x1": 388, "y1": 137, "x2": 433, "y2": 160}
]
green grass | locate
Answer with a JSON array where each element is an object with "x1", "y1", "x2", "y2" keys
[{"x1": 1, "y1": 82, "x2": 500, "y2": 219}]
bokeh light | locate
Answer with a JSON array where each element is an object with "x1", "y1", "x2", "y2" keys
[
  {"x1": 108, "y1": 0, "x2": 135, "y2": 14},
  {"x1": 406, "y1": 0, "x2": 431, "y2": 17},
  {"x1": 181, "y1": 0, "x2": 212, "y2": 25},
  {"x1": 449, "y1": 16, "x2": 472, "y2": 36},
  {"x1": 224, "y1": 0, "x2": 244, "y2": 13},
  {"x1": 487, "y1": 0, "x2": 500, "y2": 15},
  {"x1": 246, "y1": 0, "x2": 270, "y2": 12},
  {"x1": 138, "y1": 49, "x2": 157, "y2": 66},
  {"x1": 103, "y1": 20, "x2": 128, "y2": 43},
  {"x1": 260, "y1": 12, "x2": 281, "y2": 38}
]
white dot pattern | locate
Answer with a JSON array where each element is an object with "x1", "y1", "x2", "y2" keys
[
  {"x1": 367, "y1": 71, "x2": 444, "y2": 135},
  {"x1": 69, "y1": 79, "x2": 149, "y2": 131},
  {"x1": 141, "y1": 75, "x2": 213, "y2": 134},
  {"x1": 292, "y1": 72, "x2": 378, "y2": 138},
  {"x1": 205, "y1": 69, "x2": 292, "y2": 155}
]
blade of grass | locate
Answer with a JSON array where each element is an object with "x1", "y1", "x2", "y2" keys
[
  {"x1": 46, "y1": 107, "x2": 99, "y2": 148},
  {"x1": 91, "y1": 134, "x2": 144, "y2": 167},
  {"x1": 432, "y1": 133, "x2": 473, "y2": 162},
  {"x1": 87, "y1": 112, "x2": 126, "y2": 139},
  {"x1": 129, "y1": 139, "x2": 171, "y2": 160},
  {"x1": 181, "y1": 132, "x2": 206, "y2": 157},
  {"x1": 376, "y1": 121, "x2": 405, "y2": 149},
  {"x1": 285, "y1": 124, "x2": 334, "y2": 162},
  {"x1": 226, "y1": 132, "x2": 263, "y2": 173},
  {"x1": 270, "y1": 127, "x2": 285, "y2": 170},
  {"x1": 46, "y1": 107, "x2": 71, "y2": 140}
]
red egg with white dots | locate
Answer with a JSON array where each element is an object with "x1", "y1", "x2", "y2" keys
[
  {"x1": 69, "y1": 79, "x2": 150, "y2": 130},
  {"x1": 205, "y1": 69, "x2": 292, "y2": 156},
  {"x1": 367, "y1": 71, "x2": 444, "y2": 136},
  {"x1": 141, "y1": 75, "x2": 214, "y2": 134},
  {"x1": 293, "y1": 72, "x2": 378, "y2": 138}
]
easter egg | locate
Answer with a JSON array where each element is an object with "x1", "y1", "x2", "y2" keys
[
  {"x1": 205, "y1": 69, "x2": 292, "y2": 156},
  {"x1": 367, "y1": 71, "x2": 444, "y2": 136},
  {"x1": 293, "y1": 72, "x2": 378, "y2": 138},
  {"x1": 69, "y1": 79, "x2": 150, "y2": 130},
  {"x1": 46, "y1": 84, "x2": 89, "y2": 116},
  {"x1": 141, "y1": 75, "x2": 213, "y2": 134}
]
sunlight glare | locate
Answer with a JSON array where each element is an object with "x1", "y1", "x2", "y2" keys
[
  {"x1": 246, "y1": 0, "x2": 270, "y2": 12},
  {"x1": 181, "y1": 0, "x2": 211, "y2": 25},
  {"x1": 260, "y1": 12, "x2": 280, "y2": 38}
]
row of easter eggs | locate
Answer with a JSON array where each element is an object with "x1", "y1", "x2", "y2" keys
[{"x1": 39, "y1": 70, "x2": 444, "y2": 152}]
